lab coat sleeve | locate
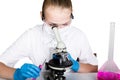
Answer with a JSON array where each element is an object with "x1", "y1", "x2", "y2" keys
[
  {"x1": 78, "y1": 32, "x2": 98, "y2": 65},
  {"x1": 0, "y1": 29, "x2": 32, "y2": 67}
]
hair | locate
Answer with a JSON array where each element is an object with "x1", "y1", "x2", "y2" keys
[{"x1": 41, "y1": 0, "x2": 73, "y2": 20}]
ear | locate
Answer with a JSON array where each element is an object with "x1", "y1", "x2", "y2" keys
[
  {"x1": 40, "y1": 11, "x2": 45, "y2": 21},
  {"x1": 71, "y1": 13, "x2": 74, "y2": 19}
]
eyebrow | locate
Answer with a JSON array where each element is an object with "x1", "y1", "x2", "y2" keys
[{"x1": 48, "y1": 20, "x2": 70, "y2": 26}]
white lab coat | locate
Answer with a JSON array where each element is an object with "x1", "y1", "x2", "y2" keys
[{"x1": 0, "y1": 23, "x2": 98, "y2": 68}]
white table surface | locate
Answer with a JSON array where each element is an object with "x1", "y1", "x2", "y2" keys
[
  {"x1": 65, "y1": 72, "x2": 97, "y2": 80},
  {"x1": 0, "y1": 72, "x2": 97, "y2": 80},
  {"x1": 28, "y1": 72, "x2": 98, "y2": 80}
]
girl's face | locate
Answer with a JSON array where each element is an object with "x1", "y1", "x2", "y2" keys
[{"x1": 44, "y1": 6, "x2": 72, "y2": 28}]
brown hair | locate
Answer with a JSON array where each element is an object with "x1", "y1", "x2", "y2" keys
[{"x1": 42, "y1": 0, "x2": 73, "y2": 20}]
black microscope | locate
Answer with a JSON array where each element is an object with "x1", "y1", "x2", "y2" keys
[{"x1": 45, "y1": 25, "x2": 73, "y2": 80}]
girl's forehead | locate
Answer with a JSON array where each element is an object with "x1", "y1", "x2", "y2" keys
[
  {"x1": 45, "y1": 6, "x2": 72, "y2": 18},
  {"x1": 45, "y1": 6, "x2": 72, "y2": 13}
]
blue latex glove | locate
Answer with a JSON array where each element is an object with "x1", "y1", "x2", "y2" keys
[
  {"x1": 14, "y1": 63, "x2": 40, "y2": 80},
  {"x1": 68, "y1": 54, "x2": 80, "y2": 72}
]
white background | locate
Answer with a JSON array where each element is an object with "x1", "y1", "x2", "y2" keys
[{"x1": 0, "y1": 0, "x2": 120, "y2": 69}]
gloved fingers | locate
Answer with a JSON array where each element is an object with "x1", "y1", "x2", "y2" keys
[
  {"x1": 21, "y1": 63, "x2": 40, "y2": 73},
  {"x1": 67, "y1": 53, "x2": 80, "y2": 72},
  {"x1": 71, "y1": 61, "x2": 80, "y2": 72},
  {"x1": 67, "y1": 53, "x2": 74, "y2": 61},
  {"x1": 22, "y1": 70, "x2": 39, "y2": 78},
  {"x1": 22, "y1": 71, "x2": 34, "y2": 78},
  {"x1": 30, "y1": 64, "x2": 40, "y2": 73},
  {"x1": 21, "y1": 63, "x2": 40, "y2": 78},
  {"x1": 27, "y1": 66, "x2": 40, "y2": 77}
]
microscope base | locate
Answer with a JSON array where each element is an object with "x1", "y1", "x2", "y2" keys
[{"x1": 44, "y1": 74, "x2": 66, "y2": 80}]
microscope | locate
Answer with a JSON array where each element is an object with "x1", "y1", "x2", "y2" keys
[{"x1": 45, "y1": 25, "x2": 73, "y2": 80}]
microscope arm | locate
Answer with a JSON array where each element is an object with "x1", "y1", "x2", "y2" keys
[{"x1": 52, "y1": 26, "x2": 67, "y2": 53}]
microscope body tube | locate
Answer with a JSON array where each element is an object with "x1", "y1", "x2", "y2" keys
[{"x1": 52, "y1": 27, "x2": 66, "y2": 52}]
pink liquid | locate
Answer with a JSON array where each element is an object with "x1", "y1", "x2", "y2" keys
[{"x1": 97, "y1": 71, "x2": 120, "y2": 80}]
